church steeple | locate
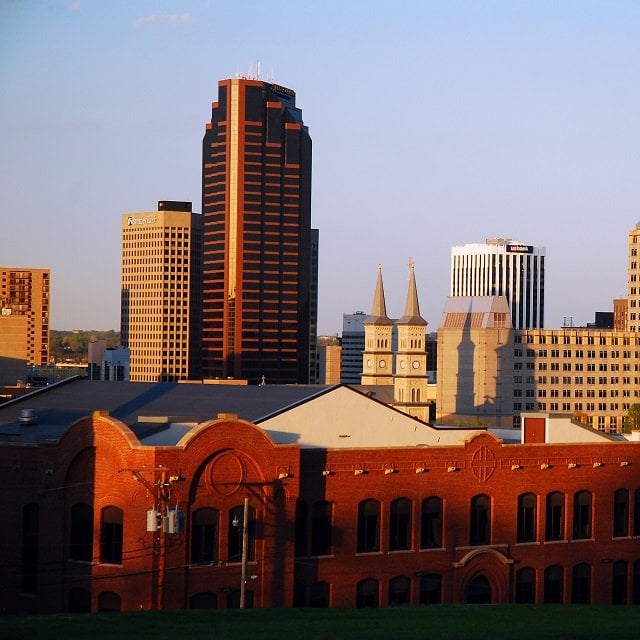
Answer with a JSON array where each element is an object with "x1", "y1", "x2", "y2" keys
[
  {"x1": 368, "y1": 264, "x2": 391, "y2": 324},
  {"x1": 393, "y1": 260, "x2": 429, "y2": 421},
  {"x1": 361, "y1": 265, "x2": 394, "y2": 385},
  {"x1": 398, "y1": 260, "x2": 427, "y2": 327}
]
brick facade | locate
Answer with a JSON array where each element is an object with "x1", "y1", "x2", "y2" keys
[{"x1": 2, "y1": 409, "x2": 639, "y2": 613}]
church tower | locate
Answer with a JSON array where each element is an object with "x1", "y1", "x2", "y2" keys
[
  {"x1": 361, "y1": 266, "x2": 394, "y2": 385},
  {"x1": 393, "y1": 261, "x2": 429, "y2": 421}
]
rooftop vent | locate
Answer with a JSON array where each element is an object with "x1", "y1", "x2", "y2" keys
[{"x1": 18, "y1": 409, "x2": 37, "y2": 426}]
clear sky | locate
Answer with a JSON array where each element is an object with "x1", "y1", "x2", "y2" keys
[{"x1": 1, "y1": 0, "x2": 639, "y2": 334}]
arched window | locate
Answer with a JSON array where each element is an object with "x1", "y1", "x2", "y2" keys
[
  {"x1": 421, "y1": 497, "x2": 443, "y2": 549},
  {"x1": 228, "y1": 504, "x2": 256, "y2": 563},
  {"x1": 470, "y1": 494, "x2": 491, "y2": 546},
  {"x1": 98, "y1": 591, "x2": 121, "y2": 612},
  {"x1": 572, "y1": 563, "x2": 591, "y2": 604},
  {"x1": 356, "y1": 578, "x2": 379, "y2": 608},
  {"x1": 419, "y1": 573, "x2": 442, "y2": 604},
  {"x1": 613, "y1": 489, "x2": 629, "y2": 538},
  {"x1": 515, "y1": 567, "x2": 535, "y2": 604},
  {"x1": 544, "y1": 565, "x2": 564, "y2": 604},
  {"x1": 21, "y1": 503, "x2": 39, "y2": 594},
  {"x1": 389, "y1": 498, "x2": 412, "y2": 551},
  {"x1": 189, "y1": 592, "x2": 218, "y2": 609},
  {"x1": 70, "y1": 503, "x2": 93, "y2": 562},
  {"x1": 466, "y1": 575, "x2": 491, "y2": 604},
  {"x1": 100, "y1": 506, "x2": 123, "y2": 564},
  {"x1": 310, "y1": 581, "x2": 330, "y2": 608},
  {"x1": 573, "y1": 491, "x2": 592, "y2": 539},
  {"x1": 357, "y1": 500, "x2": 380, "y2": 553},
  {"x1": 191, "y1": 508, "x2": 219, "y2": 564},
  {"x1": 517, "y1": 493, "x2": 537, "y2": 543},
  {"x1": 612, "y1": 561, "x2": 628, "y2": 605},
  {"x1": 634, "y1": 489, "x2": 640, "y2": 536},
  {"x1": 545, "y1": 492, "x2": 564, "y2": 541},
  {"x1": 294, "y1": 500, "x2": 309, "y2": 556},
  {"x1": 388, "y1": 576, "x2": 411, "y2": 606},
  {"x1": 311, "y1": 501, "x2": 332, "y2": 556}
]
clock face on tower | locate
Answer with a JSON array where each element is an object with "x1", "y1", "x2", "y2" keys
[
  {"x1": 412, "y1": 360, "x2": 420, "y2": 369},
  {"x1": 366, "y1": 359, "x2": 372, "y2": 368},
  {"x1": 399, "y1": 360, "x2": 406, "y2": 369},
  {"x1": 379, "y1": 359, "x2": 386, "y2": 368}
]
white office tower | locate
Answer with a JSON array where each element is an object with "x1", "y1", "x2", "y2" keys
[{"x1": 451, "y1": 238, "x2": 545, "y2": 330}]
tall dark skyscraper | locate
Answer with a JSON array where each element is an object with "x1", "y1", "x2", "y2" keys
[{"x1": 201, "y1": 77, "x2": 317, "y2": 384}]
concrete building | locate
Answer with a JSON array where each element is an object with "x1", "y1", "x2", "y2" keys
[
  {"x1": 201, "y1": 77, "x2": 318, "y2": 384},
  {"x1": 451, "y1": 239, "x2": 545, "y2": 329},
  {"x1": 0, "y1": 379, "x2": 637, "y2": 613},
  {"x1": 120, "y1": 201, "x2": 202, "y2": 382},
  {"x1": 340, "y1": 312, "x2": 367, "y2": 384},
  {"x1": 0, "y1": 268, "x2": 50, "y2": 373},
  {"x1": 627, "y1": 222, "x2": 640, "y2": 332},
  {"x1": 316, "y1": 338, "x2": 341, "y2": 385}
]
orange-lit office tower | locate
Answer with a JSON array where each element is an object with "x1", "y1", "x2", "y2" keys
[
  {"x1": 201, "y1": 77, "x2": 317, "y2": 383},
  {"x1": 0, "y1": 267, "x2": 50, "y2": 366}
]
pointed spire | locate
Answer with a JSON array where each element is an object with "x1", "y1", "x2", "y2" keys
[
  {"x1": 398, "y1": 259, "x2": 427, "y2": 325},
  {"x1": 365, "y1": 264, "x2": 392, "y2": 325}
]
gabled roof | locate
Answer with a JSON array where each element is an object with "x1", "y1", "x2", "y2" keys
[{"x1": 440, "y1": 296, "x2": 513, "y2": 329}]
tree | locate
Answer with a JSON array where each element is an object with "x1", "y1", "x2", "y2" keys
[{"x1": 624, "y1": 403, "x2": 640, "y2": 433}]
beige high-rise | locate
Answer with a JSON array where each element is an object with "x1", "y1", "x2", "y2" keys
[
  {"x1": 0, "y1": 267, "x2": 50, "y2": 367},
  {"x1": 121, "y1": 202, "x2": 202, "y2": 382}
]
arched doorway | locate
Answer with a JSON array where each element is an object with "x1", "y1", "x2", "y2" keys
[{"x1": 466, "y1": 575, "x2": 492, "y2": 604}]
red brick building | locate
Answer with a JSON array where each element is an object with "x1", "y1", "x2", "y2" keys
[{"x1": 0, "y1": 380, "x2": 638, "y2": 613}]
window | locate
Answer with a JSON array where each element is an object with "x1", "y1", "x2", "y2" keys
[
  {"x1": 419, "y1": 573, "x2": 442, "y2": 604},
  {"x1": 515, "y1": 567, "x2": 535, "y2": 604},
  {"x1": 191, "y1": 508, "x2": 218, "y2": 564},
  {"x1": 21, "y1": 503, "x2": 39, "y2": 594},
  {"x1": 100, "y1": 506, "x2": 123, "y2": 564},
  {"x1": 228, "y1": 504, "x2": 256, "y2": 562},
  {"x1": 357, "y1": 500, "x2": 380, "y2": 553},
  {"x1": 311, "y1": 501, "x2": 332, "y2": 555},
  {"x1": 356, "y1": 578, "x2": 379, "y2": 608},
  {"x1": 389, "y1": 498, "x2": 412, "y2": 551},
  {"x1": 573, "y1": 491, "x2": 592, "y2": 539},
  {"x1": 545, "y1": 492, "x2": 564, "y2": 541},
  {"x1": 517, "y1": 493, "x2": 537, "y2": 543},
  {"x1": 544, "y1": 565, "x2": 564, "y2": 604},
  {"x1": 70, "y1": 503, "x2": 93, "y2": 562},
  {"x1": 613, "y1": 489, "x2": 629, "y2": 538},
  {"x1": 571, "y1": 563, "x2": 591, "y2": 603},
  {"x1": 388, "y1": 576, "x2": 411, "y2": 606},
  {"x1": 634, "y1": 490, "x2": 640, "y2": 536},
  {"x1": 634, "y1": 560, "x2": 640, "y2": 604},
  {"x1": 470, "y1": 494, "x2": 491, "y2": 546},
  {"x1": 421, "y1": 497, "x2": 443, "y2": 549},
  {"x1": 612, "y1": 561, "x2": 628, "y2": 605}
]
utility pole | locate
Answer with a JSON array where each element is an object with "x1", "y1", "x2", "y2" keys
[{"x1": 240, "y1": 497, "x2": 249, "y2": 609}]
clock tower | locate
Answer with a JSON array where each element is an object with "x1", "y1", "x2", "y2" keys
[
  {"x1": 393, "y1": 261, "x2": 429, "y2": 421},
  {"x1": 361, "y1": 266, "x2": 394, "y2": 385}
]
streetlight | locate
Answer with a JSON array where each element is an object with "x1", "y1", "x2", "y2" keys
[{"x1": 232, "y1": 497, "x2": 249, "y2": 608}]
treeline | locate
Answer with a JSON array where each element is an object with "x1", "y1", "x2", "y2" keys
[{"x1": 50, "y1": 330, "x2": 120, "y2": 363}]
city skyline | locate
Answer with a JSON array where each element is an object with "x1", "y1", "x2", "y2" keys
[{"x1": 2, "y1": 1, "x2": 639, "y2": 334}]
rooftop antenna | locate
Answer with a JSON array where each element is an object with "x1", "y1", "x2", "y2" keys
[{"x1": 256, "y1": 60, "x2": 261, "y2": 80}]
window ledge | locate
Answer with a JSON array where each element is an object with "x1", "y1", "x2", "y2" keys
[
  {"x1": 388, "y1": 549, "x2": 415, "y2": 555},
  {"x1": 543, "y1": 539, "x2": 569, "y2": 545},
  {"x1": 515, "y1": 541, "x2": 541, "y2": 546},
  {"x1": 570, "y1": 537, "x2": 595, "y2": 543},
  {"x1": 355, "y1": 551, "x2": 383, "y2": 557}
]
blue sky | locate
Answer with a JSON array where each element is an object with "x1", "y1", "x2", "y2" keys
[{"x1": 1, "y1": 0, "x2": 639, "y2": 333}]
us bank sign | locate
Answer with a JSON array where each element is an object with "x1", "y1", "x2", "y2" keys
[{"x1": 127, "y1": 215, "x2": 157, "y2": 226}]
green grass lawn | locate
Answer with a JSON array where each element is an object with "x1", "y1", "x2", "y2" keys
[{"x1": 2, "y1": 606, "x2": 639, "y2": 640}]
